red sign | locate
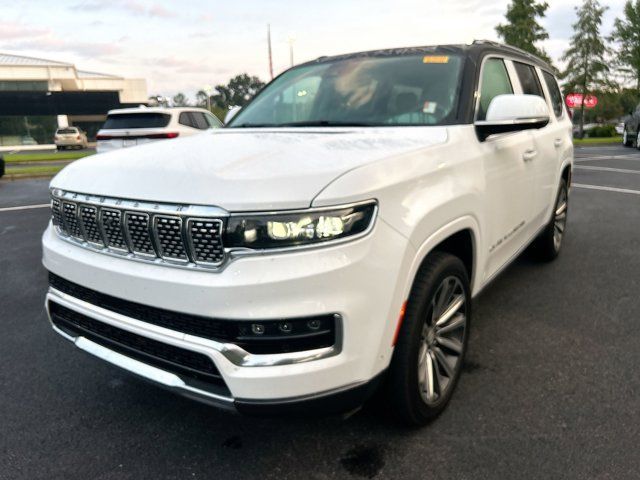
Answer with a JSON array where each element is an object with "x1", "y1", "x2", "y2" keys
[{"x1": 565, "y1": 93, "x2": 598, "y2": 109}]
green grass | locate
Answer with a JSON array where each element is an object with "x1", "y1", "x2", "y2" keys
[
  {"x1": 573, "y1": 136, "x2": 622, "y2": 146},
  {"x1": 5, "y1": 164, "x2": 65, "y2": 177},
  {"x1": 3, "y1": 151, "x2": 93, "y2": 163}
]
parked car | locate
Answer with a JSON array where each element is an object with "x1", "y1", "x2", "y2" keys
[
  {"x1": 615, "y1": 122, "x2": 625, "y2": 136},
  {"x1": 622, "y1": 104, "x2": 640, "y2": 148},
  {"x1": 54, "y1": 127, "x2": 88, "y2": 150},
  {"x1": 96, "y1": 107, "x2": 222, "y2": 153},
  {"x1": 43, "y1": 41, "x2": 573, "y2": 425}
]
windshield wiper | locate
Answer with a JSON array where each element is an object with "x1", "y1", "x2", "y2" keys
[
  {"x1": 229, "y1": 120, "x2": 378, "y2": 128},
  {"x1": 277, "y1": 120, "x2": 378, "y2": 127},
  {"x1": 228, "y1": 122, "x2": 278, "y2": 128}
]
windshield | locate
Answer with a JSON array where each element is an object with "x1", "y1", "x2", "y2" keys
[
  {"x1": 228, "y1": 54, "x2": 464, "y2": 128},
  {"x1": 103, "y1": 113, "x2": 170, "y2": 130}
]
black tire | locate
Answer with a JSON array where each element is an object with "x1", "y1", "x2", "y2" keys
[
  {"x1": 532, "y1": 179, "x2": 568, "y2": 262},
  {"x1": 387, "y1": 252, "x2": 471, "y2": 426}
]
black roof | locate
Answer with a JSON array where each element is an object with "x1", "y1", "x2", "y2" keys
[{"x1": 306, "y1": 40, "x2": 553, "y2": 72}]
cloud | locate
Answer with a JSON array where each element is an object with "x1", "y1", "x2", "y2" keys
[
  {"x1": 9, "y1": 36, "x2": 122, "y2": 57},
  {"x1": 69, "y1": 0, "x2": 175, "y2": 18},
  {"x1": 0, "y1": 21, "x2": 49, "y2": 40}
]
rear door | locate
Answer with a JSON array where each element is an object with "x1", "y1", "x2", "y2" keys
[
  {"x1": 538, "y1": 69, "x2": 573, "y2": 219},
  {"x1": 477, "y1": 57, "x2": 537, "y2": 279},
  {"x1": 511, "y1": 61, "x2": 556, "y2": 227}
]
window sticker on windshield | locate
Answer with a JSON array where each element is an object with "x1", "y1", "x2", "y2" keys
[
  {"x1": 423, "y1": 101, "x2": 437, "y2": 114},
  {"x1": 423, "y1": 55, "x2": 449, "y2": 64}
]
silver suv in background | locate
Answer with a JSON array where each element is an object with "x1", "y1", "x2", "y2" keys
[
  {"x1": 96, "y1": 107, "x2": 222, "y2": 153},
  {"x1": 54, "y1": 127, "x2": 88, "y2": 150}
]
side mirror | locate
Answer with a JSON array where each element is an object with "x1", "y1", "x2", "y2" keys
[
  {"x1": 224, "y1": 106, "x2": 241, "y2": 124},
  {"x1": 475, "y1": 94, "x2": 550, "y2": 141}
]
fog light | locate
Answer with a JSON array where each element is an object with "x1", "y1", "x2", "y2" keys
[
  {"x1": 251, "y1": 324, "x2": 265, "y2": 335},
  {"x1": 307, "y1": 319, "x2": 321, "y2": 330}
]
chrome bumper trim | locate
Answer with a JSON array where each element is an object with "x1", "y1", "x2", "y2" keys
[{"x1": 45, "y1": 287, "x2": 342, "y2": 368}]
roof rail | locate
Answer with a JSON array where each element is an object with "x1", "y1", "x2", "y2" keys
[{"x1": 472, "y1": 39, "x2": 546, "y2": 64}]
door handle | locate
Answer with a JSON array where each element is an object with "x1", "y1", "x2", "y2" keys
[
  {"x1": 554, "y1": 138, "x2": 563, "y2": 148},
  {"x1": 522, "y1": 149, "x2": 537, "y2": 162}
]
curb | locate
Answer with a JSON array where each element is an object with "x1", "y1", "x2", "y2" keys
[{"x1": 1, "y1": 173, "x2": 56, "y2": 181}]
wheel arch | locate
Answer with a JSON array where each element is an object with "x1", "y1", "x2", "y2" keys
[{"x1": 403, "y1": 216, "x2": 482, "y2": 301}]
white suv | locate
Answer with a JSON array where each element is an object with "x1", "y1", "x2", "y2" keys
[
  {"x1": 43, "y1": 41, "x2": 572, "y2": 425},
  {"x1": 96, "y1": 107, "x2": 222, "y2": 153}
]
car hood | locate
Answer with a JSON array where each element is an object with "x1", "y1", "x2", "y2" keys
[{"x1": 52, "y1": 127, "x2": 448, "y2": 211}]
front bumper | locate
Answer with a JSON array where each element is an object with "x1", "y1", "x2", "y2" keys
[{"x1": 42, "y1": 218, "x2": 411, "y2": 408}]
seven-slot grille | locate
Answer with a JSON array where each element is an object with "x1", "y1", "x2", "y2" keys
[{"x1": 51, "y1": 192, "x2": 226, "y2": 268}]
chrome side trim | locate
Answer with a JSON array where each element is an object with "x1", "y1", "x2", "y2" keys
[{"x1": 46, "y1": 287, "x2": 343, "y2": 368}]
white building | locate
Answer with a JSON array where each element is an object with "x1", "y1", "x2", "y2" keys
[{"x1": 0, "y1": 53, "x2": 148, "y2": 148}]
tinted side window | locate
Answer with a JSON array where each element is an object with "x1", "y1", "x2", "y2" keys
[
  {"x1": 542, "y1": 71, "x2": 564, "y2": 118},
  {"x1": 477, "y1": 58, "x2": 513, "y2": 120},
  {"x1": 513, "y1": 62, "x2": 544, "y2": 98},
  {"x1": 190, "y1": 112, "x2": 210, "y2": 130},
  {"x1": 179, "y1": 112, "x2": 195, "y2": 128}
]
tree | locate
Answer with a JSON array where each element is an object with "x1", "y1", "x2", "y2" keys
[
  {"x1": 172, "y1": 93, "x2": 189, "y2": 107},
  {"x1": 610, "y1": 0, "x2": 640, "y2": 90},
  {"x1": 148, "y1": 95, "x2": 169, "y2": 107},
  {"x1": 496, "y1": 0, "x2": 552, "y2": 64},
  {"x1": 212, "y1": 74, "x2": 265, "y2": 110},
  {"x1": 195, "y1": 90, "x2": 209, "y2": 109},
  {"x1": 561, "y1": 0, "x2": 610, "y2": 138}
]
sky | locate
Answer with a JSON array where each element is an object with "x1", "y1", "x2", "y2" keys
[{"x1": 0, "y1": 0, "x2": 628, "y2": 99}]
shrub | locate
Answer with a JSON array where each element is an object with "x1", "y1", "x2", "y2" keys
[{"x1": 587, "y1": 125, "x2": 617, "y2": 138}]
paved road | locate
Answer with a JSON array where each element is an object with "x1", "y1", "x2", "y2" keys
[{"x1": 2, "y1": 145, "x2": 640, "y2": 479}]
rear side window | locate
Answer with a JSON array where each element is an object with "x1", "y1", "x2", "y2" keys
[
  {"x1": 179, "y1": 112, "x2": 194, "y2": 128},
  {"x1": 477, "y1": 58, "x2": 513, "y2": 120},
  {"x1": 190, "y1": 112, "x2": 210, "y2": 130},
  {"x1": 102, "y1": 113, "x2": 170, "y2": 129},
  {"x1": 180, "y1": 112, "x2": 214, "y2": 130},
  {"x1": 513, "y1": 62, "x2": 544, "y2": 98},
  {"x1": 542, "y1": 71, "x2": 564, "y2": 118}
]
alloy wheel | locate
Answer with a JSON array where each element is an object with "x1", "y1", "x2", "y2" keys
[
  {"x1": 418, "y1": 276, "x2": 467, "y2": 405},
  {"x1": 553, "y1": 185, "x2": 568, "y2": 251}
]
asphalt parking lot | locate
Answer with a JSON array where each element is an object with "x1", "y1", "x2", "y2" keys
[{"x1": 2, "y1": 145, "x2": 640, "y2": 480}]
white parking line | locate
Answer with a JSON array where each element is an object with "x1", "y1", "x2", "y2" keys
[
  {"x1": 573, "y1": 183, "x2": 640, "y2": 196},
  {"x1": 0, "y1": 203, "x2": 49, "y2": 212},
  {"x1": 575, "y1": 165, "x2": 640, "y2": 175},
  {"x1": 575, "y1": 155, "x2": 640, "y2": 162}
]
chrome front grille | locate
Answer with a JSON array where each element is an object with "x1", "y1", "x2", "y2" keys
[
  {"x1": 79, "y1": 205, "x2": 102, "y2": 245},
  {"x1": 101, "y1": 208, "x2": 127, "y2": 250},
  {"x1": 125, "y1": 212, "x2": 154, "y2": 256},
  {"x1": 155, "y1": 216, "x2": 188, "y2": 261},
  {"x1": 50, "y1": 190, "x2": 226, "y2": 269}
]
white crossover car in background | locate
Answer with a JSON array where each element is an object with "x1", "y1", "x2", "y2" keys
[
  {"x1": 96, "y1": 107, "x2": 222, "y2": 153},
  {"x1": 54, "y1": 127, "x2": 88, "y2": 150},
  {"x1": 43, "y1": 41, "x2": 573, "y2": 425}
]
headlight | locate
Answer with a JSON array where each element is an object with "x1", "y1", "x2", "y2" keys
[{"x1": 224, "y1": 201, "x2": 377, "y2": 250}]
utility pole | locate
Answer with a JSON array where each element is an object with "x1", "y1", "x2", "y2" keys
[
  {"x1": 287, "y1": 35, "x2": 296, "y2": 67},
  {"x1": 267, "y1": 24, "x2": 274, "y2": 80}
]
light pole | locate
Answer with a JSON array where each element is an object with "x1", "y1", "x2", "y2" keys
[
  {"x1": 287, "y1": 35, "x2": 296, "y2": 67},
  {"x1": 203, "y1": 85, "x2": 212, "y2": 112}
]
